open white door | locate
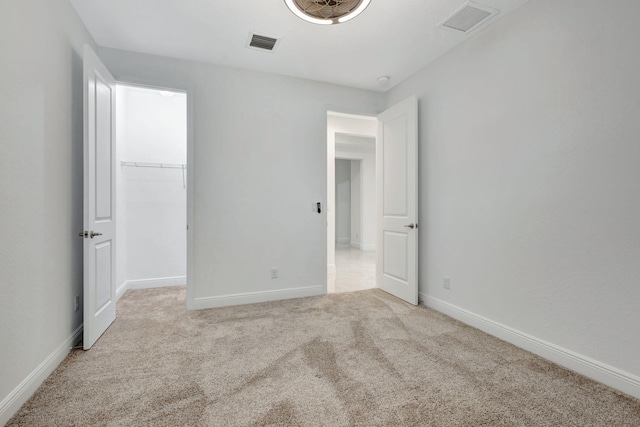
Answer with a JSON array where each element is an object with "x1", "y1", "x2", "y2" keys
[
  {"x1": 82, "y1": 45, "x2": 117, "y2": 349},
  {"x1": 376, "y1": 96, "x2": 418, "y2": 304}
]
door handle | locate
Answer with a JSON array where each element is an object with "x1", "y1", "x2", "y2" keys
[
  {"x1": 404, "y1": 223, "x2": 417, "y2": 229},
  {"x1": 78, "y1": 231, "x2": 102, "y2": 238}
]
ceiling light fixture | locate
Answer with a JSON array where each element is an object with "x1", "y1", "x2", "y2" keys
[
  {"x1": 284, "y1": 0, "x2": 371, "y2": 25},
  {"x1": 377, "y1": 76, "x2": 390, "y2": 87}
]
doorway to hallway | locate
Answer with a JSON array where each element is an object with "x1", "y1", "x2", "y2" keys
[
  {"x1": 327, "y1": 112, "x2": 377, "y2": 294},
  {"x1": 328, "y1": 247, "x2": 376, "y2": 293}
]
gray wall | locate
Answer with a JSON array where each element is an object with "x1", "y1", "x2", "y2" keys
[
  {"x1": 387, "y1": 0, "x2": 640, "y2": 379},
  {"x1": 335, "y1": 159, "x2": 351, "y2": 246},
  {"x1": 0, "y1": 0, "x2": 96, "y2": 417},
  {"x1": 350, "y1": 160, "x2": 361, "y2": 248}
]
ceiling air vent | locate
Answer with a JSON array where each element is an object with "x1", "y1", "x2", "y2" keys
[
  {"x1": 248, "y1": 33, "x2": 279, "y2": 52},
  {"x1": 440, "y1": 2, "x2": 499, "y2": 33}
]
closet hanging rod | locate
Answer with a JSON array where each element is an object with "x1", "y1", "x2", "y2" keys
[{"x1": 120, "y1": 161, "x2": 186, "y2": 169}]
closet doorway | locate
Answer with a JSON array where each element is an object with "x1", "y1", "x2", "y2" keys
[{"x1": 115, "y1": 84, "x2": 188, "y2": 298}]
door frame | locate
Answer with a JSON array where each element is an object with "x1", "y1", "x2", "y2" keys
[{"x1": 113, "y1": 80, "x2": 194, "y2": 307}]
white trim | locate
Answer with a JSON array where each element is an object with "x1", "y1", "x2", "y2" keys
[
  {"x1": 116, "y1": 276, "x2": 186, "y2": 300},
  {"x1": 327, "y1": 264, "x2": 336, "y2": 274},
  {"x1": 116, "y1": 280, "x2": 129, "y2": 301},
  {"x1": 186, "y1": 86, "x2": 194, "y2": 311},
  {"x1": 421, "y1": 294, "x2": 640, "y2": 399},
  {"x1": 0, "y1": 325, "x2": 83, "y2": 425},
  {"x1": 126, "y1": 276, "x2": 186, "y2": 290},
  {"x1": 192, "y1": 285, "x2": 324, "y2": 310},
  {"x1": 327, "y1": 110, "x2": 377, "y2": 121}
]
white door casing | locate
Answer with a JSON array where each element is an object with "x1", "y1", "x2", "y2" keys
[
  {"x1": 82, "y1": 45, "x2": 117, "y2": 349},
  {"x1": 376, "y1": 96, "x2": 418, "y2": 304}
]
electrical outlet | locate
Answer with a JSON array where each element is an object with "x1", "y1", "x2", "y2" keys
[
  {"x1": 443, "y1": 277, "x2": 450, "y2": 290},
  {"x1": 74, "y1": 295, "x2": 80, "y2": 312},
  {"x1": 271, "y1": 268, "x2": 278, "y2": 279}
]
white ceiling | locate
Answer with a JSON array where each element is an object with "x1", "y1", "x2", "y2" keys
[{"x1": 70, "y1": 0, "x2": 530, "y2": 92}]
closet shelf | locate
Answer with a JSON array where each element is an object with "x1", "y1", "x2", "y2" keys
[
  {"x1": 121, "y1": 161, "x2": 187, "y2": 188},
  {"x1": 121, "y1": 161, "x2": 186, "y2": 169}
]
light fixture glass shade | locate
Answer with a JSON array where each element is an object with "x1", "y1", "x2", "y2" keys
[{"x1": 284, "y1": 0, "x2": 371, "y2": 25}]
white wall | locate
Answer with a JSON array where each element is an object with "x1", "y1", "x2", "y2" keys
[
  {"x1": 327, "y1": 115, "x2": 377, "y2": 270},
  {"x1": 387, "y1": 0, "x2": 640, "y2": 397},
  {"x1": 350, "y1": 160, "x2": 362, "y2": 248},
  {"x1": 335, "y1": 160, "x2": 351, "y2": 246},
  {"x1": 117, "y1": 85, "x2": 187, "y2": 290},
  {"x1": 98, "y1": 48, "x2": 384, "y2": 308},
  {"x1": 0, "y1": 0, "x2": 96, "y2": 422}
]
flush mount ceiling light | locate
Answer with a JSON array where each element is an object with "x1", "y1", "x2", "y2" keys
[
  {"x1": 377, "y1": 75, "x2": 390, "y2": 87},
  {"x1": 284, "y1": 0, "x2": 371, "y2": 25}
]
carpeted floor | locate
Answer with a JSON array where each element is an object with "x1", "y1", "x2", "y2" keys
[{"x1": 8, "y1": 286, "x2": 640, "y2": 426}]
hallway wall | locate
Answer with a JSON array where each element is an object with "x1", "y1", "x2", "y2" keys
[
  {"x1": 335, "y1": 159, "x2": 351, "y2": 246},
  {"x1": 350, "y1": 160, "x2": 362, "y2": 248}
]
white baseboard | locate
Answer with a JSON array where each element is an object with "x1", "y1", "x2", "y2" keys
[
  {"x1": 191, "y1": 285, "x2": 324, "y2": 310},
  {"x1": 116, "y1": 276, "x2": 186, "y2": 301},
  {"x1": 337, "y1": 237, "x2": 350, "y2": 246},
  {"x1": 350, "y1": 241, "x2": 361, "y2": 249},
  {"x1": 126, "y1": 276, "x2": 186, "y2": 290},
  {"x1": 421, "y1": 293, "x2": 640, "y2": 399},
  {"x1": 116, "y1": 281, "x2": 129, "y2": 301},
  {"x1": 0, "y1": 324, "x2": 83, "y2": 425}
]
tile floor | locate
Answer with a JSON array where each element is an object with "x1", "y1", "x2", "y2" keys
[{"x1": 328, "y1": 247, "x2": 376, "y2": 293}]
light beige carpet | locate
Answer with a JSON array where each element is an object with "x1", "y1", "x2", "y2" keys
[{"x1": 8, "y1": 286, "x2": 640, "y2": 426}]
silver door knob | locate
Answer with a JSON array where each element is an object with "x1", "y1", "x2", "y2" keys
[
  {"x1": 90, "y1": 231, "x2": 102, "y2": 238},
  {"x1": 404, "y1": 223, "x2": 415, "y2": 229}
]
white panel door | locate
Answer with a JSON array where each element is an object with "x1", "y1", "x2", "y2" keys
[
  {"x1": 82, "y1": 45, "x2": 117, "y2": 349},
  {"x1": 377, "y1": 96, "x2": 418, "y2": 304}
]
